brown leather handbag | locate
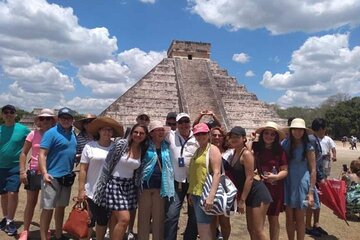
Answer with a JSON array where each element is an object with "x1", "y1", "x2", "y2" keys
[{"x1": 63, "y1": 197, "x2": 90, "y2": 239}]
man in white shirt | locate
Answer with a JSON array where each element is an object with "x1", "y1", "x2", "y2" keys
[{"x1": 165, "y1": 113, "x2": 199, "y2": 240}]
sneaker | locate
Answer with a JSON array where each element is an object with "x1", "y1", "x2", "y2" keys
[
  {"x1": 305, "y1": 227, "x2": 322, "y2": 237},
  {"x1": 0, "y1": 218, "x2": 6, "y2": 231},
  {"x1": 314, "y1": 226, "x2": 328, "y2": 235},
  {"x1": 4, "y1": 221, "x2": 18, "y2": 236},
  {"x1": 19, "y1": 230, "x2": 29, "y2": 240}
]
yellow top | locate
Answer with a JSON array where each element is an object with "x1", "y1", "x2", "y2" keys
[{"x1": 188, "y1": 144, "x2": 210, "y2": 196}]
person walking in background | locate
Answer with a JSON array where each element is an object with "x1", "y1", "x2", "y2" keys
[
  {"x1": 224, "y1": 126, "x2": 272, "y2": 240},
  {"x1": 188, "y1": 123, "x2": 222, "y2": 240},
  {"x1": 0, "y1": 104, "x2": 30, "y2": 236},
  {"x1": 38, "y1": 107, "x2": 77, "y2": 240},
  {"x1": 78, "y1": 117, "x2": 124, "y2": 240},
  {"x1": 74, "y1": 113, "x2": 96, "y2": 164},
  {"x1": 253, "y1": 122, "x2": 288, "y2": 240},
  {"x1": 281, "y1": 118, "x2": 320, "y2": 240},
  {"x1": 137, "y1": 120, "x2": 174, "y2": 240},
  {"x1": 93, "y1": 124, "x2": 148, "y2": 240},
  {"x1": 18, "y1": 109, "x2": 56, "y2": 240},
  {"x1": 164, "y1": 112, "x2": 199, "y2": 240}
]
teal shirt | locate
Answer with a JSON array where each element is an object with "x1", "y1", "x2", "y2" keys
[{"x1": 0, "y1": 123, "x2": 30, "y2": 168}]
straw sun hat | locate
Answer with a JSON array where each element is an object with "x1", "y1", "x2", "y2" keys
[
  {"x1": 87, "y1": 117, "x2": 124, "y2": 138},
  {"x1": 283, "y1": 118, "x2": 313, "y2": 135},
  {"x1": 255, "y1": 121, "x2": 285, "y2": 140}
]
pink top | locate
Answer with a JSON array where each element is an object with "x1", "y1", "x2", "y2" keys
[{"x1": 26, "y1": 130, "x2": 43, "y2": 171}]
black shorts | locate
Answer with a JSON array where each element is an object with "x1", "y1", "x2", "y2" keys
[
  {"x1": 246, "y1": 179, "x2": 273, "y2": 208},
  {"x1": 87, "y1": 198, "x2": 110, "y2": 227}
]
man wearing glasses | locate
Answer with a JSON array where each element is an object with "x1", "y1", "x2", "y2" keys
[
  {"x1": 38, "y1": 107, "x2": 77, "y2": 240},
  {"x1": 0, "y1": 104, "x2": 30, "y2": 236},
  {"x1": 165, "y1": 112, "x2": 199, "y2": 240}
]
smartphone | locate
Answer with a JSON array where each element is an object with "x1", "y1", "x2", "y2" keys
[{"x1": 343, "y1": 164, "x2": 348, "y2": 172}]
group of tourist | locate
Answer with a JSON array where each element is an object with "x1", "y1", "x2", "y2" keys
[{"x1": 0, "y1": 103, "x2": 344, "y2": 240}]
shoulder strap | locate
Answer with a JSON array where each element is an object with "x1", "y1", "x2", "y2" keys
[{"x1": 230, "y1": 147, "x2": 246, "y2": 167}]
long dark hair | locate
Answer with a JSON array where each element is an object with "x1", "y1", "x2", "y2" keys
[
  {"x1": 288, "y1": 128, "x2": 310, "y2": 161},
  {"x1": 127, "y1": 123, "x2": 149, "y2": 158}
]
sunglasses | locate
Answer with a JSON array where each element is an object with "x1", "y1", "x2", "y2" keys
[
  {"x1": 177, "y1": 119, "x2": 190, "y2": 124},
  {"x1": 3, "y1": 110, "x2": 15, "y2": 115},
  {"x1": 39, "y1": 117, "x2": 53, "y2": 121},
  {"x1": 138, "y1": 117, "x2": 149, "y2": 121},
  {"x1": 166, "y1": 122, "x2": 177, "y2": 126},
  {"x1": 83, "y1": 119, "x2": 94, "y2": 124}
]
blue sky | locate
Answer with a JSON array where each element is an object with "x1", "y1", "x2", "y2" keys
[{"x1": 1, "y1": 0, "x2": 360, "y2": 114}]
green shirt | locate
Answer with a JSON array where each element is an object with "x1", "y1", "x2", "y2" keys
[
  {"x1": 188, "y1": 145, "x2": 210, "y2": 196},
  {"x1": 0, "y1": 123, "x2": 30, "y2": 168}
]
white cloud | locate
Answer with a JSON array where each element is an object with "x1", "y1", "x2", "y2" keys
[
  {"x1": 245, "y1": 70, "x2": 255, "y2": 77},
  {"x1": 0, "y1": 0, "x2": 117, "y2": 66},
  {"x1": 139, "y1": 0, "x2": 156, "y2": 4},
  {"x1": 188, "y1": 0, "x2": 360, "y2": 34},
  {"x1": 232, "y1": 53, "x2": 250, "y2": 63},
  {"x1": 78, "y1": 49, "x2": 166, "y2": 98},
  {"x1": 261, "y1": 34, "x2": 360, "y2": 107},
  {"x1": 62, "y1": 97, "x2": 115, "y2": 114}
]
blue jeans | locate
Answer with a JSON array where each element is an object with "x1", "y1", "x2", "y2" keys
[{"x1": 164, "y1": 181, "x2": 197, "y2": 240}]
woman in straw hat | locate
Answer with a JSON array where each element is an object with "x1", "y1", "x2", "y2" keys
[
  {"x1": 74, "y1": 113, "x2": 97, "y2": 163},
  {"x1": 137, "y1": 120, "x2": 174, "y2": 240},
  {"x1": 281, "y1": 118, "x2": 319, "y2": 240},
  {"x1": 93, "y1": 123, "x2": 148, "y2": 240},
  {"x1": 18, "y1": 109, "x2": 56, "y2": 240},
  {"x1": 253, "y1": 121, "x2": 288, "y2": 240},
  {"x1": 223, "y1": 126, "x2": 272, "y2": 240},
  {"x1": 77, "y1": 117, "x2": 124, "y2": 240}
]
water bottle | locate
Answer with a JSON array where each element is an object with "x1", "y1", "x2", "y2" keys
[{"x1": 271, "y1": 166, "x2": 277, "y2": 185}]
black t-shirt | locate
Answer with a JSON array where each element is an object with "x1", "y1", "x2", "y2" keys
[{"x1": 143, "y1": 148, "x2": 162, "y2": 189}]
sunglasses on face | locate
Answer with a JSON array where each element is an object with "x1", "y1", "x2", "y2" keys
[
  {"x1": 166, "y1": 122, "x2": 177, "y2": 126},
  {"x1": 39, "y1": 117, "x2": 53, "y2": 121},
  {"x1": 177, "y1": 119, "x2": 190, "y2": 124},
  {"x1": 3, "y1": 110, "x2": 15, "y2": 115},
  {"x1": 83, "y1": 119, "x2": 94, "y2": 124}
]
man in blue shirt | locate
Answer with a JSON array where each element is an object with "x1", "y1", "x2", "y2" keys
[
  {"x1": 38, "y1": 107, "x2": 77, "y2": 240},
  {"x1": 0, "y1": 104, "x2": 30, "y2": 236}
]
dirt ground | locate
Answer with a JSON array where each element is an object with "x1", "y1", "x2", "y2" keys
[{"x1": 1, "y1": 141, "x2": 359, "y2": 239}]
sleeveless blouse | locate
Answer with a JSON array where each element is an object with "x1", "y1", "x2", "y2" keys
[{"x1": 188, "y1": 145, "x2": 210, "y2": 196}]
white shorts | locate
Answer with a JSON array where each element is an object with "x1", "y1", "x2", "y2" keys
[{"x1": 40, "y1": 178, "x2": 72, "y2": 209}]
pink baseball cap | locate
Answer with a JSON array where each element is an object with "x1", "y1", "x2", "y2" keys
[{"x1": 193, "y1": 122, "x2": 210, "y2": 135}]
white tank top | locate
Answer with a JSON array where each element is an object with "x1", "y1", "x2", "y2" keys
[{"x1": 112, "y1": 153, "x2": 141, "y2": 178}]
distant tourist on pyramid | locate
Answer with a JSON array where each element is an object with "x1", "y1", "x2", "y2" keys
[
  {"x1": 18, "y1": 108, "x2": 56, "y2": 240},
  {"x1": 0, "y1": 104, "x2": 30, "y2": 237},
  {"x1": 192, "y1": 110, "x2": 221, "y2": 129}
]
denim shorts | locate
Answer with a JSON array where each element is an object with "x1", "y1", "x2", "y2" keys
[
  {"x1": 191, "y1": 195, "x2": 213, "y2": 224},
  {"x1": 0, "y1": 166, "x2": 21, "y2": 194}
]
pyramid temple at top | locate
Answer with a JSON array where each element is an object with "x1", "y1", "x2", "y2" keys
[{"x1": 100, "y1": 40, "x2": 286, "y2": 134}]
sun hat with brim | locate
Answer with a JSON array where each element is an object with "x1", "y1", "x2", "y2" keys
[
  {"x1": 283, "y1": 118, "x2": 313, "y2": 135},
  {"x1": 87, "y1": 117, "x2": 124, "y2": 138},
  {"x1": 193, "y1": 122, "x2": 210, "y2": 135},
  {"x1": 73, "y1": 113, "x2": 97, "y2": 130},
  {"x1": 35, "y1": 108, "x2": 56, "y2": 120},
  {"x1": 255, "y1": 121, "x2": 286, "y2": 140},
  {"x1": 148, "y1": 120, "x2": 171, "y2": 133}
]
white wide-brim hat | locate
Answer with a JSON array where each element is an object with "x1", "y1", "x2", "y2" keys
[
  {"x1": 255, "y1": 121, "x2": 286, "y2": 140},
  {"x1": 148, "y1": 120, "x2": 171, "y2": 133},
  {"x1": 283, "y1": 118, "x2": 314, "y2": 135}
]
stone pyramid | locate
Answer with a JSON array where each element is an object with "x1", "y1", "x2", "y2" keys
[{"x1": 100, "y1": 40, "x2": 286, "y2": 134}]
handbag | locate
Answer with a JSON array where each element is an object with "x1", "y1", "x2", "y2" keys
[
  {"x1": 63, "y1": 197, "x2": 90, "y2": 239},
  {"x1": 200, "y1": 145, "x2": 238, "y2": 217},
  {"x1": 56, "y1": 172, "x2": 76, "y2": 187},
  {"x1": 25, "y1": 169, "x2": 42, "y2": 191}
]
